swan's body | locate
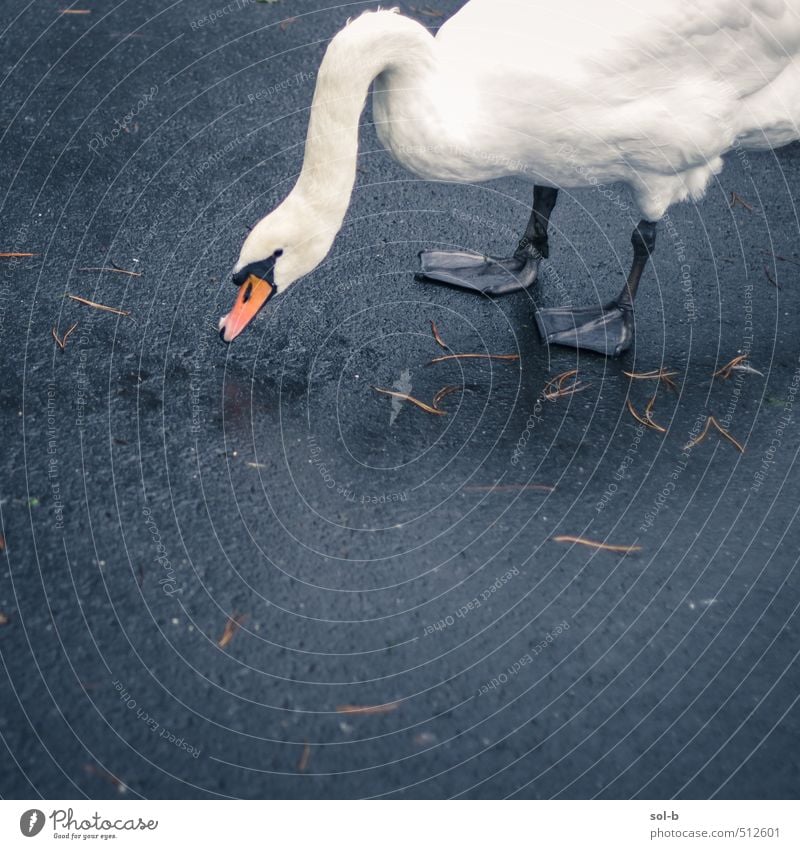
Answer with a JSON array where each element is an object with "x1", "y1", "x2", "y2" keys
[
  {"x1": 378, "y1": 0, "x2": 800, "y2": 213},
  {"x1": 220, "y1": 0, "x2": 800, "y2": 350}
]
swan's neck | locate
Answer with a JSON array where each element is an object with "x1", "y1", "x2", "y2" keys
[{"x1": 291, "y1": 11, "x2": 434, "y2": 251}]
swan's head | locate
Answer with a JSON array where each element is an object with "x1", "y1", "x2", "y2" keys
[{"x1": 219, "y1": 198, "x2": 331, "y2": 343}]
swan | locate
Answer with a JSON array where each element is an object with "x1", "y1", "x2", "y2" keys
[{"x1": 219, "y1": 0, "x2": 800, "y2": 355}]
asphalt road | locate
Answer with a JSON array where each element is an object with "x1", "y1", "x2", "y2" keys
[{"x1": 1, "y1": 0, "x2": 799, "y2": 800}]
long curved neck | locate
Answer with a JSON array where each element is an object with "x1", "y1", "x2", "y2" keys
[{"x1": 291, "y1": 11, "x2": 435, "y2": 247}]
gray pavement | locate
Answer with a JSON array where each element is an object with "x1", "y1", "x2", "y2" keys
[{"x1": 0, "y1": 0, "x2": 799, "y2": 799}]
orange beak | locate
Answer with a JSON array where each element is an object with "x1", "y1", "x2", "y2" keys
[{"x1": 218, "y1": 274, "x2": 274, "y2": 343}]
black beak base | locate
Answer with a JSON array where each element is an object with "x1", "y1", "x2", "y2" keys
[{"x1": 232, "y1": 256, "x2": 277, "y2": 288}]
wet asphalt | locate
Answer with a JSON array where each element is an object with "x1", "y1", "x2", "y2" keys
[{"x1": 1, "y1": 0, "x2": 799, "y2": 800}]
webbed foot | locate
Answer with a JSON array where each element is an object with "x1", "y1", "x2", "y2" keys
[
  {"x1": 417, "y1": 242, "x2": 544, "y2": 295},
  {"x1": 535, "y1": 300, "x2": 634, "y2": 357}
]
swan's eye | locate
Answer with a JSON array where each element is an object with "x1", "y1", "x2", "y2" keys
[{"x1": 274, "y1": 249, "x2": 284, "y2": 258}]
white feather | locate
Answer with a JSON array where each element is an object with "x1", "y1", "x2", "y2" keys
[{"x1": 237, "y1": 1, "x2": 800, "y2": 288}]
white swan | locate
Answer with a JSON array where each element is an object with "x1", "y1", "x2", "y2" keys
[{"x1": 219, "y1": 0, "x2": 800, "y2": 355}]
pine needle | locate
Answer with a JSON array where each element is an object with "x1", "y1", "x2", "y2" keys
[
  {"x1": 552, "y1": 535, "x2": 641, "y2": 553},
  {"x1": 297, "y1": 743, "x2": 311, "y2": 772},
  {"x1": 465, "y1": 483, "x2": 554, "y2": 493},
  {"x1": 684, "y1": 416, "x2": 745, "y2": 453},
  {"x1": 712, "y1": 354, "x2": 763, "y2": 380},
  {"x1": 51, "y1": 322, "x2": 79, "y2": 351},
  {"x1": 67, "y1": 294, "x2": 130, "y2": 316},
  {"x1": 764, "y1": 265, "x2": 780, "y2": 289},
  {"x1": 729, "y1": 191, "x2": 754, "y2": 212},
  {"x1": 623, "y1": 367, "x2": 679, "y2": 391},
  {"x1": 543, "y1": 369, "x2": 591, "y2": 401},
  {"x1": 336, "y1": 702, "x2": 400, "y2": 716},
  {"x1": 430, "y1": 319, "x2": 448, "y2": 349},
  {"x1": 82, "y1": 764, "x2": 126, "y2": 793},
  {"x1": 431, "y1": 384, "x2": 462, "y2": 409},
  {"x1": 626, "y1": 397, "x2": 667, "y2": 433},
  {"x1": 77, "y1": 265, "x2": 141, "y2": 277},
  {"x1": 0, "y1": 252, "x2": 37, "y2": 258},
  {"x1": 372, "y1": 386, "x2": 446, "y2": 416},
  {"x1": 218, "y1": 613, "x2": 247, "y2": 649},
  {"x1": 428, "y1": 352, "x2": 519, "y2": 365}
]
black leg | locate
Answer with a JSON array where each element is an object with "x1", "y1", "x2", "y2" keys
[
  {"x1": 534, "y1": 219, "x2": 657, "y2": 357},
  {"x1": 417, "y1": 185, "x2": 559, "y2": 295},
  {"x1": 518, "y1": 184, "x2": 559, "y2": 261}
]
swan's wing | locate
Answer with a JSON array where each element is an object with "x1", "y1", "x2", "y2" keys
[
  {"x1": 438, "y1": 0, "x2": 800, "y2": 98},
  {"x1": 435, "y1": 0, "x2": 800, "y2": 174}
]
